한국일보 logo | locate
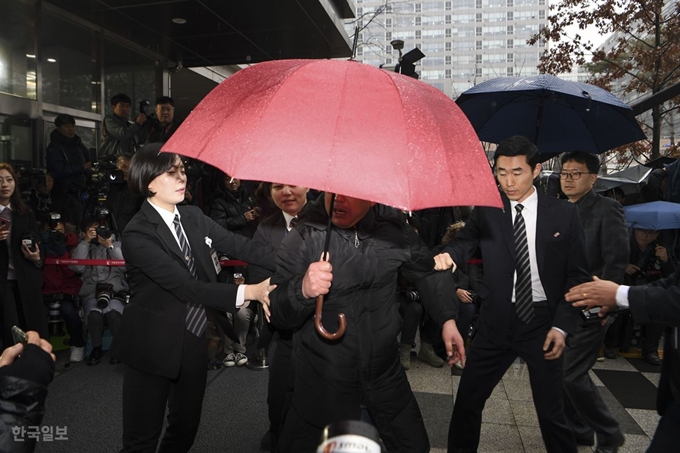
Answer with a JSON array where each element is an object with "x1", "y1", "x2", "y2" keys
[{"x1": 316, "y1": 434, "x2": 381, "y2": 453}]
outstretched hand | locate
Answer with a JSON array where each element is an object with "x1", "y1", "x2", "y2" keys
[
  {"x1": 244, "y1": 278, "x2": 277, "y2": 322},
  {"x1": 565, "y1": 276, "x2": 619, "y2": 316}
]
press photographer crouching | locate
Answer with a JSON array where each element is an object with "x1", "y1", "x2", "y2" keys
[
  {"x1": 40, "y1": 213, "x2": 86, "y2": 363},
  {"x1": 69, "y1": 217, "x2": 128, "y2": 365}
]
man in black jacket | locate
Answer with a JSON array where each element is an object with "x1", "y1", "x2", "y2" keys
[
  {"x1": 559, "y1": 151, "x2": 628, "y2": 452},
  {"x1": 45, "y1": 114, "x2": 91, "y2": 197},
  {"x1": 270, "y1": 193, "x2": 464, "y2": 453},
  {"x1": 568, "y1": 268, "x2": 680, "y2": 453}
]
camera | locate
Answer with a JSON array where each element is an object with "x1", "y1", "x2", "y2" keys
[
  {"x1": 48, "y1": 212, "x2": 62, "y2": 230},
  {"x1": 96, "y1": 283, "x2": 115, "y2": 310},
  {"x1": 15, "y1": 165, "x2": 47, "y2": 198}
]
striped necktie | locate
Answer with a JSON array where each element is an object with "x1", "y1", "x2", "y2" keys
[
  {"x1": 173, "y1": 214, "x2": 207, "y2": 336},
  {"x1": 513, "y1": 204, "x2": 534, "y2": 323}
]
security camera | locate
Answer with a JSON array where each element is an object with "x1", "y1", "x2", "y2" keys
[{"x1": 390, "y1": 39, "x2": 405, "y2": 51}]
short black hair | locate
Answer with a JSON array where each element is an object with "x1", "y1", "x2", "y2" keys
[
  {"x1": 54, "y1": 114, "x2": 75, "y2": 127},
  {"x1": 493, "y1": 136, "x2": 540, "y2": 170},
  {"x1": 111, "y1": 93, "x2": 131, "y2": 106},
  {"x1": 155, "y1": 96, "x2": 174, "y2": 107},
  {"x1": 128, "y1": 143, "x2": 179, "y2": 198},
  {"x1": 560, "y1": 151, "x2": 600, "y2": 175}
]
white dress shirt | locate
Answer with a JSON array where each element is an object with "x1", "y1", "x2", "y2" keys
[{"x1": 509, "y1": 188, "x2": 566, "y2": 337}]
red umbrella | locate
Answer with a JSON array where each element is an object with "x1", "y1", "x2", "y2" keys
[
  {"x1": 163, "y1": 59, "x2": 501, "y2": 212},
  {"x1": 162, "y1": 59, "x2": 502, "y2": 339}
]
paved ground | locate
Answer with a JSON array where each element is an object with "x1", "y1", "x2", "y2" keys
[{"x1": 31, "y1": 340, "x2": 660, "y2": 452}]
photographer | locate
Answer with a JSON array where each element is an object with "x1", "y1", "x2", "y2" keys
[
  {"x1": 40, "y1": 215, "x2": 85, "y2": 363},
  {"x1": 0, "y1": 163, "x2": 47, "y2": 351},
  {"x1": 69, "y1": 217, "x2": 127, "y2": 366},
  {"x1": 25, "y1": 171, "x2": 83, "y2": 230},
  {"x1": 100, "y1": 93, "x2": 147, "y2": 159}
]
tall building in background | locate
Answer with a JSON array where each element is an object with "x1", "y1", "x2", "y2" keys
[{"x1": 348, "y1": 0, "x2": 548, "y2": 99}]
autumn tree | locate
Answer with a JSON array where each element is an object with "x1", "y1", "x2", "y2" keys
[{"x1": 529, "y1": 0, "x2": 680, "y2": 161}]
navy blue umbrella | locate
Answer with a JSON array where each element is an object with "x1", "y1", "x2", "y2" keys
[
  {"x1": 456, "y1": 75, "x2": 646, "y2": 154},
  {"x1": 624, "y1": 201, "x2": 680, "y2": 230}
]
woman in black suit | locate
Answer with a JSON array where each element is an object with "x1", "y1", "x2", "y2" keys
[
  {"x1": 113, "y1": 144, "x2": 276, "y2": 453},
  {"x1": 250, "y1": 182, "x2": 309, "y2": 450},
  {"x1": 0, "y1": 163, "x2": 46, "y2": 350}
]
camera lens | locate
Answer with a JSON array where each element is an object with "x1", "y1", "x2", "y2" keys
[{"x1": 96, "y1": 289, "x2": 112, "y2": 310}]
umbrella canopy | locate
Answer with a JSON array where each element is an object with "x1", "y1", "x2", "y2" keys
[
  {"x1": 623, "y1": 201, "x2": 680, "y2": 230},
  {"x1": 594, "y1": 165, "x2": 653, "y2": 193},
  {"x1": 456, "y1": 74, "x2": 646, "y2": 154},
  {"x1": 162, "y1": 59, "x2": 502, "y2": 212}
]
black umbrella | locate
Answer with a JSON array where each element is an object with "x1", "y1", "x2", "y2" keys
[{"x1": 456, "y1": 75, "x2": 646, "y2": 154}]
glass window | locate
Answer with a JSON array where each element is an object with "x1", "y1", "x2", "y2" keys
[
  {"x1": 41, "y1": 10, "x2": 102, "y2": 113},
  {"x1": 103, "y1": 38, "x2": 158, "y2": 120},
  {"x1": 0, "y1": 115, "x2": 33, "y2": 164},
  {"x1": 0, "y1": 0, "x2": 37, "y2": 99}
]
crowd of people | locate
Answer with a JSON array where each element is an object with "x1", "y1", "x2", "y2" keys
[{"x1": 1, "y1": 96, "x2": 680, "y2": 453}]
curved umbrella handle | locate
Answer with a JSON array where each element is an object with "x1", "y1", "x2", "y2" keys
[{"x1": 314, "y1": 295, "x2": 346, "y2": 340}]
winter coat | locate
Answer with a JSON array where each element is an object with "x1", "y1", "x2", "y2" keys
[
  {"x1": 41, "y1": 232, "x2": 82, "y2": 296},
  {"x1": 210, "y1": 188, "x2": 254, "y2": 237},
  {"x1": 69, "y1": 238, "x2": 128, "y2": 297},
  {"x1": 0, "y1": 208, "x2": 47, "y2": 347},
  {"x1": 45, "y1": 129, "x2": 90, "y2": 196},
  {"x1": 270, "y1": 197, "x2": 457, "y2": 440},
  {"x1": 100, "y1": 114, "x2": 143, "y2": 158}
]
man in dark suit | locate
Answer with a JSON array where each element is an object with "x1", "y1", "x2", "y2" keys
[
  {"x1": 568, "y1": 269, "x2": 680, "y2": 453},
  {"x1": 559, "y1": 151, "x2": 628, "y2": 452},
  {"x1": 113, "y1": 144, "x2": 276, "y2": 453},
  {"x1": 435, "y1": 136, "x2": 590, "y2": 453}
]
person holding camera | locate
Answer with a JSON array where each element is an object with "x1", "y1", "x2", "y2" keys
[
  {"x1": 0, "y1": 163, "x2": 47, "y2": 351},
  {"x1": 69, "y1": 217, "x2": 127, "y2": 366},
  {"x1": 26, "y1": 171, "x2": 83, "y2": 230},
  {"x1": 100, "y1": 93, "x2": 147, "y2": 159},
  {"x1": 41, "y1": 215, "x2": 86, "y2": 363}
]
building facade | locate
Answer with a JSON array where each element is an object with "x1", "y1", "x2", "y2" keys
[{"x1": 349, "y1": 0, "x2": 548, "y2": 98}]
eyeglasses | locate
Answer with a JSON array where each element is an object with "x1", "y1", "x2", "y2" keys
[{"x1": 559, "y1": 171, "x2": 591, "y2": 180}]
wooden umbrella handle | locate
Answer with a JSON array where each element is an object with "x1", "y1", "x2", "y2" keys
[{"x1": 314, "y1": 295, "x2": 346, "y2": 340}]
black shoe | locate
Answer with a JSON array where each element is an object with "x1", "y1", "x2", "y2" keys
[
  {"x1": 87, "y1": 347, "x2": 103, "y2": 366},
  {"x1": 643, "y1": 351, "x2": 661, "y2": 366}
]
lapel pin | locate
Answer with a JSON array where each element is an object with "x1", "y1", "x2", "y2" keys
[
  {"x1": 204, "y1": 236, "x2": 212, "y2": 247},
  {"x1": 554, "y1": 232, "x2": 561, "y2": 238}
]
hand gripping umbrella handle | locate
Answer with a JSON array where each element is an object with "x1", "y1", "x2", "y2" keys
[{"x1": 314, "y1": 295, "x2": 346, "y2": 340}]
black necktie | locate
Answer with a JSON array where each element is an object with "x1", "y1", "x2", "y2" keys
[
  {"x1": 514, "y1": 204, "x2": 534, "y2": 323},
  {"x1": 173, "y1": 214, "x2": 207, "y2": 336}
]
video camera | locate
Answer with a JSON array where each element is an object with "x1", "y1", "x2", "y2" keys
[{"x1": 14, "y1": 165, "x2": 47, "y2": 198}]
